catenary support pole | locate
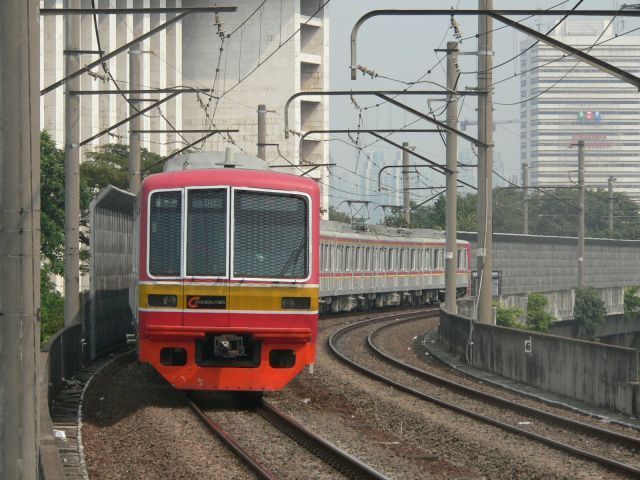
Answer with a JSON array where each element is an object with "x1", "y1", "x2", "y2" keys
[
  {"x1": 608, "y1": 176, "x2": 615, "y2": 237},
  {"x1": 257, "y1": 104, "x2": 267, "y2": 161},
  {"x1": 0, "y1": 0, "x2": 40, "y2": 477},
  {"x1": 64, "y1": 0, "x2": 81, "y2": 326},
  {"x1": 445, "y1": 42, "x2": 459, "y2": 314},
  {"x1": 523, "y1": 162, "x2": 529, "y2": 235},
  {"x1": 476, "y1": 0, "x2": 494, "y2": 324},
  {"x1": 129, "y1": 43, "x2": 141, "y2": 194},
  {"x1": 578, "y1": 140, "x2": 585, "y2": 288},
  {"x1": 402, "y1": 142, "x2": 411, "y2": 226}
]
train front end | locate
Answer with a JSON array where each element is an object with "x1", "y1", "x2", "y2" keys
[{"x1": 135, "y1": 167, "x2": 319, "y2": 391}]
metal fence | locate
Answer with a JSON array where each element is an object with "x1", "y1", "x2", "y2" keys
[{"x1": 89, "y1": 186, "x2": 136, "y2": 360}]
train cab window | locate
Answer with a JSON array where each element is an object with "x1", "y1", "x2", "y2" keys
[
  {"x1": 233, "y1": 191, "x2": 308, "y2": 279},
  {"x1": 149, "y1": 191, "x2": 182, "y2": 276},
  {"x1": 187, "y1": 189, "x2": 227, "y2": 276},
  {"x1": 457, "y1": 249, "x2": 467, "y2": 270}
]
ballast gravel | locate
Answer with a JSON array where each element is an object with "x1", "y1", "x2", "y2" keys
[{"x1": 82, "y1": 312, "x2": 634, "y2": 479}]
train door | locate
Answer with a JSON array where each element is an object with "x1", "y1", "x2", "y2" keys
[{"x1": 183, "y1": 187, "x2": 230, "y2": 328}]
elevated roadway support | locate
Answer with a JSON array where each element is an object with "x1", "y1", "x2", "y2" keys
[{"x1": 0, "y1": 0, "x2": 40, "y2": 477}]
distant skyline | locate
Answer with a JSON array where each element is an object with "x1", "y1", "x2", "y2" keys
[{"x1": 328, "y1": 0, "x2": 636, "y2": 211}]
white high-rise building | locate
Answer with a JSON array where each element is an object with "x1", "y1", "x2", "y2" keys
[
  {"x1": 520, "y1": 19, "x2": 640, "y2": 202},
  {"x1": 40, "y1": 0, "x2": 330, "y2": 213}
]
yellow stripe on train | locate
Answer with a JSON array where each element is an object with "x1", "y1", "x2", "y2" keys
[{"x1": 139, "y1": 283, "x2": 319, "y2": 311}]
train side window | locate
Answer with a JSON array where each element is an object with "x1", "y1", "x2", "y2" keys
[{"x1": 149, "y1": 190, "x2": 182, "y2": 277}]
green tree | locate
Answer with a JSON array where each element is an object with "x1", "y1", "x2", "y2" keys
[
  {"x1": 526, "y1": 293, "x2": 554, "y2": 332},
  {"x1": 494, "y1": 301, "x2": 525, "y2": 329},
  {"x1": 574, "y1": 287, "x2": 606, "y2": 337},
  {"x1": 40, "y1": 265, "x2": 64, "y2": 345},
  {"x1": 81, "y1": 143, "x2": 163, "y2": 194},
  {"x1": 328, "y1": 206, "x2": 351, "y2": 223},
  {"x1": 383, "y1": 192, "x2": 478, "y2": 231},
  {"x1": 624, "y1": 286, "x2": 640, "y2": 321},
  {"x1": 41, "y1": 131, "x2": 94, "y2": 342}
]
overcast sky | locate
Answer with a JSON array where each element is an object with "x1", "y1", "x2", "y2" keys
[{"x1": 327, "y1": 0, "x2": 633, "y2": 207}]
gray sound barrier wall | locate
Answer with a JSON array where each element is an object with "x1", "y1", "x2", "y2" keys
[{"x1": 89, "y1": 186, "x2": 136, "y2": 360}]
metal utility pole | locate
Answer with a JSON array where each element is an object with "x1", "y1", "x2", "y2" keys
[
  {"x1": 577, "y1": 140, "x2": 585, "y2": 288},
  {"x1": 476, "y1": 0, "x2": 495, "y2": 324},
  {"x1": 402, "y1": 142, "x2": 411, "y2": 225},
  {"x1": 64, "y1": 0, "x2": 81, "y2": 326},
  {"x1": 0, "y1": 0, "x2": 40, "y2": 477},
  {"x1": 523, "y1": 162, "x2": 529, "y2": 235},
  {"x1": 128, "y1": 44, "x2": 142, "y2": 194},
  {"x1": 608, "y1": 176, "x2": 615, "y2": 237},
  {"x1": 445, "y1": 41, "x2": 459, "y2": 314},
  {"x1": 257, "y1": 104, "x2": 267, "y2": 161}
]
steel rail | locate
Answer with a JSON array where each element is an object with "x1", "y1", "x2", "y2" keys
[
  {"x1": 185, "y1": 395, "x2": 278, "y2": 480},
  {"x1": 257, "y1": 400, "x2": 389, "y2": 480},
  {"x1": 369, "y1": 318, "x2": 640, "y2": 450},
  {"x1": 328, "y1": 313, "x2": 640, "y2": 477}
]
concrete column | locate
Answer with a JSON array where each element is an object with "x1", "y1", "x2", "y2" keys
[
  {"x1": 523, "y1": 162, "x2": 529, "y2": 235},
  {"x1": 608, "y1": 176, "x2": 615, "y2": 237},
  {"x1": 445, "y1": 41, "x2": 459, "y2": 314},
  {"x1": 578, "y1": 140, "x2": 585, "y2": 288},
  {"x1": 476, "y1": 0, "x2": 494, "y2": 324},
  {"x1": 129, "y1": 45, "x2": 141, "y2": 194},
  {"x1": 0, "y1": 0, "x2": 40, "y2": 477},
  {"x1": 257, "y1": 104, "x2": 267, "y2": 161},
  {"x1": 402, "y1": 142, "x2": 410, "y2": 226},
  {"x1": 64, "y1": 0, "x2": 81, "y2": 326}
]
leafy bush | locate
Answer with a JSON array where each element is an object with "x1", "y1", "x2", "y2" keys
[
  {"x1": 526, "y1": 293, "x2": 554, "y2": 332},
  {"x1": 624, "y1": 286, "x2": 640, "y2": 320},
  {"x1": 494, "y1": 302, "x2": 525, "y2": 329},
  {"x1": 574, "y1": 287, "x2": 605, "y2": 337},
  {"x1": 40, "y1": 266, "x2": 64, "y2": 345}
]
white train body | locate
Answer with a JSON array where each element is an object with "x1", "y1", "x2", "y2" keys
[{"x1": 319, "y1": 221, "x2": 471, "y2": 313}]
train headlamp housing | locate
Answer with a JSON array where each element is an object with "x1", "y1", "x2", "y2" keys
[
  {"x1": 281, "y1": 297, "x2": 311, "y2": 309},
  {"x1": 148, "y1": 294, "x2": 178, "y2": 307}
]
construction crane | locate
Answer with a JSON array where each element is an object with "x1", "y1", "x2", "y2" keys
[{"x1": 459, "y1": 118, "x2": 519, "y2": 131}]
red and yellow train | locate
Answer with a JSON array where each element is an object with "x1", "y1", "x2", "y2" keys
[
  {"x1": 132, "y1": 162, "x2": 320, "y2": 391},
  {"x1": 131, "y1": 153, "x2": 471, "y2": 392}
]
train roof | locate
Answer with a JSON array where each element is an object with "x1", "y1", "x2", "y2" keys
[
  {"x1": 321, "y1": 220, "x2": 469, "y2": 245},
  {"x1": 141, "y1": 166, "x2": 319, "y2": 196}
]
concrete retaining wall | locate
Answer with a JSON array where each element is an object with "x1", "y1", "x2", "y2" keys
[{"x1": 440, "y1": 309, "x2": 640, "y2": 416}]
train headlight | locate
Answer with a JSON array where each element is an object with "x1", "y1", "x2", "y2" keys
[
  {"x1": 148, "y1": 294, "x2": 178, "y2": 307},
  {"x1": 281, "y1": 297, "x2": 311, "y2": 309}
]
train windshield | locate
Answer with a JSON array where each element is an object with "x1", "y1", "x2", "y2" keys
[
  {"x1": 233, "y1": 191, "x2": 308, "y2": 279},
  {"x1": 187, "y1": 189, "x2": 227, "y2": 276},
  {"x1": 149, "y1": 191, "x2": 182, "y2": 276}
]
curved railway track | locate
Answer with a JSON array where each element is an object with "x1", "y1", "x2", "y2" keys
[
  {"x1": 328, "y1": 309, "x2": 640, "y2": 477},
  {"x1": 186, "y1": 393, "x2": 388, "y2": 480}
]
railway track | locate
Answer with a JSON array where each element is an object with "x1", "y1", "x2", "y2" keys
[
  {"x1": 328, "y1": 310, "x2": 640, "y2": 477},
  {"x1": 185, "y1": 393, "x2": 388, "y2": 480}
]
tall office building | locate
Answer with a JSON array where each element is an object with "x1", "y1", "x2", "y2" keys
[
  {"x1": 40, "y1": 0, "x2": 330, "y2": 214},
  {"x1": 520, "y1": 19, "x2": 640, "y2": 202}
]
